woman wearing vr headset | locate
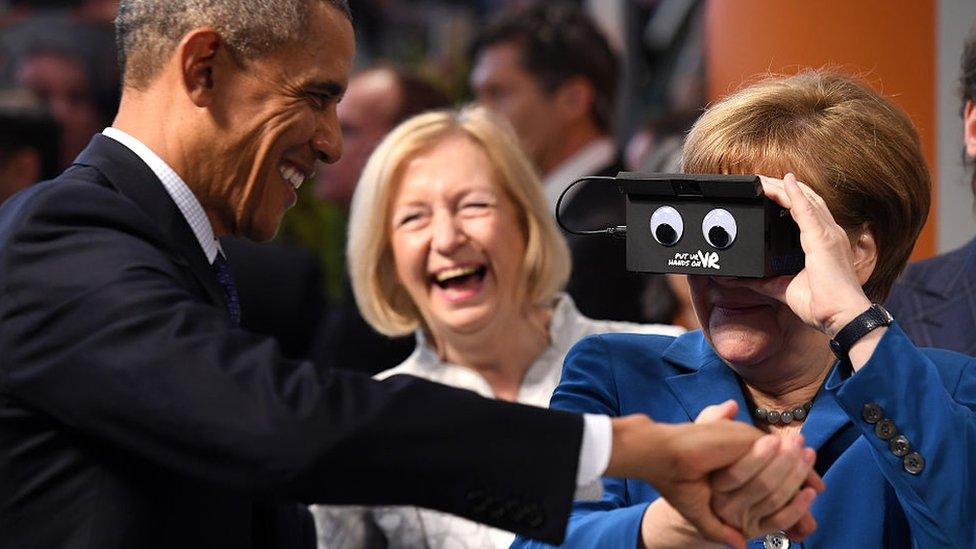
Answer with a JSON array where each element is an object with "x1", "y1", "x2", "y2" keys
[{"x1": 513, "y1": 70, "x2": 976, "y2": 548}]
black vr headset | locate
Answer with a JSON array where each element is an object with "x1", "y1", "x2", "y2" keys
[{"x1": 558, "y1": 173, "x2": 804, "y2": 278}]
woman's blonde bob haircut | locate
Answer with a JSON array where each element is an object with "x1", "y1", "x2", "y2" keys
[
  {"x1": 347, "y1": 105, "x2": 571, "y2": 336},
  {"x1": 683, "y1": 70, "x2": 931, "y2": 301}
]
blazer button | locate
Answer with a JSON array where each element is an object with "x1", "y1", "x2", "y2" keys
[
  {"x1": 861, "y1": 403, "x2": 884, "y2": 424},
  {"x1": 764, "y1": 531, "x2": 790, "y2": 549},
  {"x1": 889, "y1": 435, "x2": 911, "y2": 457},
  {"x1": 874, "y1": 418, "x2": 897, "y2": 440},
  {"x1": 903, "y1": 452, "x2": 925, "y2": 475}
]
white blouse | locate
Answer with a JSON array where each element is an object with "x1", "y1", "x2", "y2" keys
[{"x1": 312, "y1": 294, "x2": 683, "y2": 549}]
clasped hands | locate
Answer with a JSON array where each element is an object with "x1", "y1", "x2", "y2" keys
[
  {"x1": 608, "y1": 406, "x2": 822, "y2": 549},
  {"x1": 644, "y1": 402, "x2": 823, "y2": 549}
]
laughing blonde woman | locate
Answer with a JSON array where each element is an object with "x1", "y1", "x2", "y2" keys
[{"x1": 311, "y1": 106, "x2": 683, "y2": 548}]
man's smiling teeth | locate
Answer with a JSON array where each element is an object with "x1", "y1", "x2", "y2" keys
[
  {"x1": 434, "y1": 265, "x2": 481, "y2": 284},
  {"x1": 278, "y1": 164, "x2": 306, "y2": 189}
]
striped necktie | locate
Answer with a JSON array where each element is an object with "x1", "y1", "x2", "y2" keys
[{"x1": 211, "y1": 253, "x2": 241, "y2": 326}]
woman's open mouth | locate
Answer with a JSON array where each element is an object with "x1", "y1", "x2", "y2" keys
[{"x1": 430, "y1": 264, "x2": 488, "y2": 302}]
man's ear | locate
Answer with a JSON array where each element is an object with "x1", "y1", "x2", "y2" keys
[
  {"x1": 553, "y1": 76, "x2": 594, "y2": 123},
  {"x1": 178, "y1": 28, "x2": 223, "y2": 107},
  {"x1": 964, "y1": 100, "x2": 976, "y2": 159},
  {"x1": 851, "y1": 225, "x2": 878, "y2": 285}
]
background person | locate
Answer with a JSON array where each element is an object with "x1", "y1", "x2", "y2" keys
[
  {"x1": 886, "y1": 21, "x2": 976, "y2": 355},
  {"x1": 313, "y1": 65, "x2": 451, "y2": 209},
  {"x1": 0, "y1": 88, "x2": 59, "y2": 203},
  {"x1": 313, "y1": 106, "x2": 683, "y2": 548},
  {"x1": 514, "y1": 70, "x2": 976, "y2": 548},
  {"x1": 0, "y1": 5, "x2": 120, "y2": 164},
  {"x1": 306, "y1": 64, "x2": 452, "y2": 375},
  {"x1": 0, "y1": 1, "x2": 808, "y2": 547},
  {"x1": 470, "y1": 1, "x2": 677, "y2": 326},
  {"x1": 13, "y1": 45, "x2": 103, "y2": 168}
]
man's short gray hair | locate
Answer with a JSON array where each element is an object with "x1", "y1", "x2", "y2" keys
[{"x1": 116, "y1": 0, "x2": 351, "y2": 88}]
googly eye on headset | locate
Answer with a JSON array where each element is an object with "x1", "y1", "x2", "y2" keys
[
  {"x1": 702, "y1": 208, "x2": 736, "y2": 250},
  {"x1": 650, "y1": 206, "x2": 683, "y2": 246}
]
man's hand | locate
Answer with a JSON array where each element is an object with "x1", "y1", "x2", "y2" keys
[
  {"x1": 607, "y1": 408, "x2": 821, "y2": 549},
  {"x1": 607, "y1": 413, "x2": 758, "y2": 548},
  {"x1": 707, "y1": 403, "x2": 822, "y2": 542}
]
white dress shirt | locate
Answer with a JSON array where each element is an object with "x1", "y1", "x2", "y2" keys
[
  {"x1": 102, "y1": 127, "x2": 222, "y2": 262},
  {"x1": 542, "y1": 136, "x2": 617, "y2": 215},
  {"x1": 313, "y1": 294, "x2": 684, "y2": 549}
]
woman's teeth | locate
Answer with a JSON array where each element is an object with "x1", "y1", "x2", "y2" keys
[
  {"x1": 279, "y1": 164, "x2": 305, "y2": 189},
  {"x1": 435, "y1": 265, "x2": 481, "y2": 284}
]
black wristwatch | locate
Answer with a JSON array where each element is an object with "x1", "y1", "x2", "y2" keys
[{"x1": 829, "y1": 304, "x2": 893, "y2": 361}]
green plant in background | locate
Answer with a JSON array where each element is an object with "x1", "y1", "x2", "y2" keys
[{"x1": 277, "y1": 181, "x2": 347, "y2": 306}]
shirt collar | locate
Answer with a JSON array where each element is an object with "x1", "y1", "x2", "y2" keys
[
  {"x1": 405, "y1": 293, "x2": 577, "y2": 404},
  {"x1": 411, "y1": 293, "x2": 579, "y2": 360},
  {"x1": 541, "y1": 136, "x2": 617, "y2": 213},
  {"x1": 102, "y1": 127, "x2": 222, "y2": 263}
]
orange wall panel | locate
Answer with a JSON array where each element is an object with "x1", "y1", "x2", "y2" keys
[{"x1": 704, "y1": 0, "x2": 936, "y2": 258}]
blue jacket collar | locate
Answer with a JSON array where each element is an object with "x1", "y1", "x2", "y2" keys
[{"x1": 660, "y1": 331, "x2": 852, "y2": 452}]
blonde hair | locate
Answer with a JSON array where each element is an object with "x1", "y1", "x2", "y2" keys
[
  {"x1": 683, "y1": 70, "x2": 931, "y2": 301},
  {"x1": 347, "y1": 106, "x2": 571, "y2": 336}
]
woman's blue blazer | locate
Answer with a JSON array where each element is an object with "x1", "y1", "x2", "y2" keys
[{"x1": 513, "y1": 324, "x2": 976, "y2": 548}]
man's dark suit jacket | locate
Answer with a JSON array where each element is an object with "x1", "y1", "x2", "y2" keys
[
  {"x1": 886, "y1": 236, "x2": 976, "y2": 355},
  {"x1": 312, "y1": 279, "x2": 415, "y2": 376},
  {"x1": 0, "y1": 135, "x2": 582, "y2": 548},
  {"x1": 560, "y1": 158, "x2": 677, "y2": 324},
  {"x1": 221, "y1": 237, "x2": 326, "y2": 360}
]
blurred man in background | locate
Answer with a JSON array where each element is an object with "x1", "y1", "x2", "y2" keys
[
  {"x1": 470, "y1": 1, "x2": 677, "y2": 325},
  {"x1": 0, "y1": 89, "x2": 58, "y2": 203},
  {"x1": 315, "y1": 65, "x2": 452, "y2": 209},
  {"x1": 300, "y1": 64, "x2": 452, "y2": 375},
  {"x1": 1, "y1": 1, "x2": 120, "y2": 151},
  {"x1": 13, "y1": 46, "x2": 102, "y2": 168},
  {"x1": 887, "y1": 21, "x2": 976, "y2": 355}
]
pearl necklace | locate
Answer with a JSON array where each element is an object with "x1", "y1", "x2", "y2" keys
[{"x1": 754, "y1": 401, "x2": 813, "y2": 425}]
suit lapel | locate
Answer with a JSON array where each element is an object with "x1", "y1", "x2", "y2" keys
[
  {"x1": 897, "y1": 237, "x2": 976, "y2": 352},
  {"x1": 948, "y1": 239, "x2": 976, "y2": 351},
  {"x1": 661, "y1": 336, "x2": 852, "y2": 454},
  {"x1": 72, "y1": 135, "x2": 227, "y2": 309},
  {"x1": 798, "y1": 387, "x2": 851, "y2": 453}
]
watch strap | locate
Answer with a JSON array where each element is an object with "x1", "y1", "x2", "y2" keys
[{"x1": 829, "y1": 304, "x2": 893, "y2": 361}]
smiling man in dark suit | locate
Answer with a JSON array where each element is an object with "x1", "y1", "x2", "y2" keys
[{"x1": 0, "y1": 1, "x2": 810, "y2": 548}]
